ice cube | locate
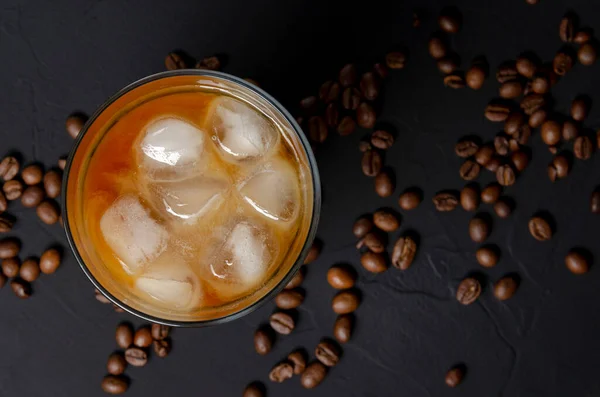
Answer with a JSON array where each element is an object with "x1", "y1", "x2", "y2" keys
[
  {"x1": 135, "y1": 253, "x2": 201, "y2": 310},
  {"x1": 238, "y1": 158, "x2": 300, "y2": 222},
  {"x1": 100, "y1": 194, "x2": 168, "y2": 275},
  {"x1": 209, "y1": 97, "x2": 278, "y2": 161},
  {"x1": 139, "y1": 117, "x2": 206, "y2": 180}
]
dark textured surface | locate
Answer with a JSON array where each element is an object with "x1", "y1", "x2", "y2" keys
[{"x1": 1, "y1": 0, "x2": 600, "y2": 396}]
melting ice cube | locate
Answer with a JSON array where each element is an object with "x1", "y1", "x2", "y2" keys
[{"x1": 100, "y1": 194, "x2": 168, "y2": 274}]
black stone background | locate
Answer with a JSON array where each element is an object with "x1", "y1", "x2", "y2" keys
[{"x1": 1, "y1": 0, "x2": 600, "y2": 396}]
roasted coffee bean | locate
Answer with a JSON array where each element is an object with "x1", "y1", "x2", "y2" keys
[
  {"x1": 332, "y1": 290, "x2": 360, "y2": 314},
  {"x1": 269, "y1": 362, "x2": 294, "y2": 383},
  {"x1": 499, "y1": 81, "x2": 523, "y2": 99},
  {"x1": 43, "y1": 170, "x2": 61, "y2": 199},
  {"x1": 65, "y1": 113, "x2": 87, "y2": 139},
  {"x1": 496, "y1": 165, "x2": 516, "y2": 186},
  {"x1": 315, "y1": 340, "x2": 340, "y2": 367},
  {"x1": 357, "y1": 102, "x2": 376, "y2": 129},
  {"x1": 474, "y1": 146, "x2": 494, "y2": 166},
  {"x1": 319, "y1": 81, "x2": 341, "y2": 103},
  {"x1": 107, "y1": 353, "x2": 127, "y2": 376},
  {"x1": 391, "y1": 236, "x2": 417, "y2": 270},
  {"x1": 460, "y1": 184, "x2": 480, "y2": 211},
  {"x1": 94, "y1": 288, "x2": 110, "y2": 304},
  {"x1": 516, "y1": 54, "x2": 538, "y2": 78},
  {"x1": 0, "y1": 238, "x2": 19, "y2": 259},
  {"x1": 21, "y1": 186, "x2": 44, "y2": 208},
  {"x1": 591, "y1": 191, "x2": 600, "y2": 213},
  {"x1": 374, "y1": 170, "x2": 395, "y2": 197},
  {"x1": 439, "y1": 6, "x2": 462, "y2": 33},
  {"x1": 459, "y1": 160, "x2": 480, "y2": 181},
  {"x1": 521, "y1": 93, "x2": 546, "y2": 115},
  {"x1": 466, "y1": 64, "x2": 486, "y2": 90},
  {"x1": 444, "y1": 72, "x2": 466, "y2": 89},
  {"x1": 125, "y1": 347, "x2": 147, "y2": 367},
  {"x1": 398, "y1": 191, "x2": 421, "y2": 210},
  {"x1": 497, "y1": 61, "x2": 518, "y2": 83},
  {"x1": 371, "y1": 130, "x2": 394, "y2": 150},
  {"x1": 486, "y1": 157, "x2": 502, "y2": 172},
  {"x1": 559, "y1": 13, "x2": 576, "y2": 42},
  {"x1": 133, "y1": 327, "x2": 153, "y2": 348},
  {"x1": 301, "y1": 362, "x2": 327, "y2": 389},
  {"x1": 373, "y1": 62, "x2": 389, "y2": 79},
  {"x1": 359, "y1": 72, "x2": 380, "y2": 101},
  {"x1": 529, "y1": 216, "x2": 552, "y2": 241},
  {"x1": 508, "y1": 138, "x2": 519, "y2": 152},
  {"x1": 270, "y1": 312, "x2": 295, "y2": 335},
  {"x1": 494, "y1": 199, "x2": 512, "y2": 219},
  {"x1": 428, "y1": 35, "x2": 448, "y2": 59},
  {"x1": 275, "y1": 289, "x2": 304, "y2": 309},
  {"x1": 325, "y1": 103, "x2": 339, "y2": 128},
  {"x1": 529, "y1": 108, "x2": 548, "y2": 128},
  {"x1": 11, "y1": 278, "x2": 30, "y2": 299},
  {"x1": 2, "y1": 257, "x2": 19, "y2": 277},
  {"x1": 455, "y1": 140, "x2": 479, "y2": 158},
  {"x1": 299, "y1": 96, "x2": 317, "y2": 113},
  {"x1": 243, "y1": 383, "x2": 265, "y2": 397},
  {"x1": 517, "y1": 126, "x2": 531, "y2": 144},
  {"x1": 153, "y1": 339, "x2": 171, "y2": 358},
  {"x1": 101, "y1": 375, "x2": 128, "y2": 395},
  {"x1": 511, "y1": 151, "x2": 529, "y2": 172},
  {"x1": 571, "y1": 96, "x2": 590, "y2": 121},
  {"x1": 286, "y1": 350, "x2": 306, "y2": 375},
  {"x1": 115, "y1": 323, "x2": 134, "y2": 349},
  {"x1": 151, "y1": 323, "x2": 170, "y2": 340},
  {"x1": 553, "y1": 50, "x2": 574, "y2": 75},
  {"x1": 0, "y1": 214, "x2": 13, "y2": 233},
  {"x1": 254, "y1": 328, "x2": 273, "y2": 355},
  {"x1": 562, "y1": 120, "x2": 580, "y2": 141},
  {"x1": 437, "y1": 54, "x2": 460, "y2": 74},
  {"x1": 373, "y1": 210, "x2": 399, "y2": 232},
  {"x1": 342, "y1": 87, "x2": 361, "y2": 110},
  {"x1": 353, "y1": 216, "x2": 373, "y2": 238},
  {"x1": 433, "y1": 192, "x2": 459, "y2": 211},
  {"x1": 574, "y1": 28, "x2": 593, "y2": 44},
  {"x1": 308, "y1": 116, "x2": 328, "y2": 144},
  {"x1": 456, "y1": 277, "x2": 481, "y2": 305},
  {"x1": 531, "y1": 74, "x2": 550, "y2": 94},
  {"x1": 339, "y1": 64, "x2": 357, "y2": 87},
  {"x1": 493, "y1": 276, "x2": 518, "y2": 300},
  {"x1": 476, "y1": 246, "x2": 499, "y2": 268},
  {"x1": 0, "y1": 272, "x2": 5, "y2": 289},
  {"x1": 36, "y1": 200, "x2": 59, "y2": 224},
  {"x1": 165, "y1": 52, "x2": 187, "y2": 70},
  {"x1": 3, "y1": 180, "x2": 22, "y2": 200},
  {"x1": 504, "y1": 112, "x2": 526, "y2": 135},
  {"x1": 574, "y1": 136, "x2": 593, "y2": 160},
  {"x1": 337, "y1": 116, "x2": 356, "y2": 136},
  {"x1": 304, "y1": 240, "x2": 321, "y2": 264},
  {"x1": 526, "y1": 0, "x2": 539, "y2": 4},
  {"x1": 361, "y1": 150, "x2": 382, "y2": 177},
  {"x1": 360, "y1": 251, "x2": 387, "y2": 273},
  {"x1": 540, "y1": 120, "x2": 562, "y2": 146},
  {"x1": 494, "y1": 135, "x2": 509, "y2": 156},
  {"x1": 548, "y1": 155, "x2": 569, "y2": 181},
  {"x1": 327, "y1": 266, "x2": 356, "y2": 290},
  {"x1": 481, "y1": 183, "x2": 501, "y2": 204},
  {"x1": 334, "y1": 314, "x2": 353, "y2": 343},
  {"x1": 469, "y1": 216, "x2": 490, "y2": 242},
  {"x1": 445, "y1": 366, "x2": 465, "y2": 388},
  {"x1": 21, "y1": 165, "x2": 43, "y2": 185},
  {"x1": 0, "y1": 191, "x2": 6, "y2": 213},
  {"x1": 485, "y1": 102, "x2": 510, "y2": 121},
  {"x1": 578, "y1": 42, "x2": 597, "y2": 65},
  {"x1": 39, "y1": 248, "x2": 60, "y2": 274},
  {"x1": 565, "y1": 251, "x2": 589, "y2": 274},
  {"x1": 195, "y1": 55, "x2": 220, "y2": 70},
  {"x1": 19, "y1": 258, "x2": 40, "y2": 282},
  {"x1": 386, "y1": 51, "x2": 407, "y2": 69},
  {"x1": 0, "y1": 157, "x2": 19, "y2": 181}
]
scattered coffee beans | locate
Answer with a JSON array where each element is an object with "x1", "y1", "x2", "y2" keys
[
  {"x1": 511, "y1": 151, "x2": 529, "y2": 172},
  {"x1": 304, "y1": 240, "x2": 321, "y2": 264},
  {"x1": 548, "y1": 155, "x2": 569, "y2": 182},
  {"x1": 553, "y1": 49, "x2": 574, "y2": 75},
  {"x1": 269, "y1": 362, "x2": 294, "y2": 383},
  {"x1": 327, "y1": 266, "x2": 356, "y2": 289},
  {"x1": 496, "y1": 165, "x2": 516, "y2": 186},
  {"x1": 371, "y1": 130, "x2": 394, "y2": 149},
  {"x1": 0, "y1": 238, "x2": 20, "y2": 259},
  {"x1": 101, "y1": 375, "x2": 128, "y2": 395},
  {"x1": 337, "y1": 116, "x2": 356, "y2": 136},
  {"x1": 437, "y1": 54, "x2": 460, "y2": 75},
  {"x1": 521, "y1": 93, "x2": 546, "y2": 115},
  {"x1": 559, "y1": 13, "x2": 576, "y2": 42},
  {"x1": 374, "y1": 170, "x2": 395, "y2": 197},
  {"x1": 133, "y1": 327, "x2": 153, "y2": 348},
  {"x1": 485, "y1": 102, "x2": 510, "y2": 122},
  {"x1": 591, "y1": 191, "x2": 600, "y2": 213},
  {"x1": 459, "y1": 160, "x2": 480, "y2": 181},
  {"x1": 444, "y1": 72, "x2": 466, "y2": 89},
  {"x1": 19, "y1": 258, "x2": 40, "y2": 282},
  {"x1": 455, "y1": 140, "x2": 479, "y2": 158},
  {"x1": 125, "y1": 347, "x2": 148, "y2": 367},
  {"x1": 433, "y1": 192, "x2": 459, "y2": 211},
  {"x1": 334, "y1": 314, "x2": 353, "y2": 343},
  {"x1": 529, "y1": 216, "x2": 552, "y2": 241},
  {"x1": 21, "y1": 165, "x2": 43, "y2": 185},
  {"x1": 494, "y1": 199, "x2": 512, "y2": 219},
  {"x1": 398, "y1": 190, "x2": 421, "y2": 210},
  {"x1": 153, "y1": 339, "x2": 171, "y2": 358},
  {"x1": 308, "y1": 116, "x2": 328, "y2": 143},
  {"x1": 356, "y1": 232, "x2": 385, "y2": 253},
  {"x1": 319, "y1": 81, "x2": 341, "y2": 103},
  {"x1": 36, "y1": 200, "x2": 60, "y2": 224},
  {"x1": 516, "y1": 54, "x2": 538, "y2": 78},
  {"x1": 373, "y1": 210, "x2": 399, "y2": 232},
  {"x1": 270, "y1": 312, "x2": 295, "y2": 335},
  {"x1": 456, "y1": 277, "x2": 481, "y2": 305},
  {"x1": 493, "y1": 276, "x2": 518, "y2": 300},
  {"x1": 275, "y1": 289, "x2": 305, "y2": 309},
  {"x1": 151, "y1": 323, "x2": 170, "y2": 340},
  {"x1": 565, "y1": 251, "x2": 589, "y2": 274},
  {"x1": 301, "y1": 361, "x2": 327, "y2": 389},
  {"x1": 353, "y1": 216, "x2": 374, "y2": 238},
  {"x1": 428, "y1": 35, "x2": 448, "y2": 59},
  {"x1": 460, "y1": 184, "x2": 480, "y2": 212},
  {"x1": 243, "y1": 383, "x2": 265, "y2": 397},
  {"x1": 339, "y1": 64, "x2": 357, "y2": 87},
  {"x1": 481, "y1": 183, "x2": 501, "y2": 204},
  {"x1": 115, "y1": 323, "x2": 134, "y2": 349},
  {"x1": 254, "y1": 328, "x2": 273, "y2": 355},
  {"x1": 0, "y1": 214, "x2": 13, "y2": 233},
  {"x1": 2, "y1": 257, "x2": 20, "y2": 277},
  {"x1": 562, "y1": 120, "x2": 580, "y2": 141},
  {"x1": 360, "y1": 251, "x2": 388, "y2": 273},
  {"x1": 476, "y1": 246, "x2": 499, "y2": 268},
  {"x1": 288, "y1": 350, "x2": 307, "y2": 375},
  {"x1": 357, "y1": 102, "x2": 376, "y2": 129},
  {"x1": 0, "y1": 156, "x2": 19, "y2": 180},
  {"x1": 20, "y1": 185, "x2": 45, "y2": 208},
  {"x1": 39, "y1": 248, "x2": 60, "y2": 274},
  {"x1": 469, "y1": 216, "x2": 490, "y2": 242},
  {"x1": 391, "y1": 236, "x2": 417, "y2": 270},
  {"x1": 315, "y1": 340, "x2": 340, "y2": 367},
  {"x1": 438, "y1": 6, "x2": 462, "y2": 33},
  {"x1": 360, "y1": 72, "x2": 380, "y2": 101},
  {"x1": 11, "y1": 278, "x2": 31, "y2": 299},
  {"x1": 574, "y1": 136, "x2": 593, "y2": 160},
  {"x1": 578, "y1": 42, "x2": 597, "y2": 65},
  {"x1": 195, "y1": 55, "x2": 221, "y2": 70},
  {"x1": 571, "y1": 96, "x2": 590, "y2": 121},
  {"x1": 165, "y1": 52, "x2": 188, "y2": 70},
  {"x1": 4, "y1": 180, "x2": 23, "y2": 200},
  {"x1": 332, "y1": 290, "x2": 360, "y2": 314},
  {"x1": 107, "y1": 353, "x2": 127, "y2": 376},
  {"x1": 499, "y1": 81, "x2": 523, "y2": 99},
  {"x1": 445, "y1": 365, "x2": 465, "y2": 388},
  {"x1": 466, "y1": 64, "x2": 486, "y2": 90},
  {"x1": 361, "y1": 150, "x2": 383, "y2": 177}
]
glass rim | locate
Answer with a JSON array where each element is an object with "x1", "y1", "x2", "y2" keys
[{"x1": 61, "y1": 69, "x2": 321, "y2": 327}]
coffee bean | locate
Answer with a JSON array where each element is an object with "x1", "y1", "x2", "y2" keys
[
  {"x1": 11, "y1": 278, "x2": 30, "y2": 299},
  {"x1": 565, "y1": 251, "x2": 589, "y2": 274},
  {"x1": 459, "y1": 160, "x2": 480, "y2": 181},
  {"x1": 516, "y1": 53, "x2": 538, "y2": 78},
  {"x1": 391, "y1": 236, "x2": 417, "y2": 270},
  {"x1": 496, "y1": 165, "x2": 516, "y2": 186},
  {"x1": 493, "y1": 276, "x2": 518, "y2": 300},
  {"x1": 469, "y1": 216, "x2": 490, "y2": 243},
  {"x1": 373, "y1": 62, "x2": 389, "y2": 79},
  {"x1": 494, "y1": 199, "x2": 512, "y2": 218},
  {"x1": 65, "y1": 113, "x2": 87, "y2": 139},
  {"x1": 374, "y1": 170, "x2": 395, "y2": 197},
  {"x1": 116, "y1": 323, "x2": 134, "y2": 349},
  {"x1": 254, "y1": 328, "x2": 273, "y2": 355},
  {"x1": 357, "y1": 102, "x2": 376, "y2": 129},
  {"x1": 334, "y1": 314, "x2": 353, "y2": 343},
  {"x1": 339, "y1": 64, "x2": 357, "y2": 87},
  {"x1": 299, "y1": 96, "x2": 318, "y2": 114},
  {"x1": 553, "y1": 49, "x2": 574, "y2": 75},
  {"x1": 301, "y1": 362, "x2": 327, "y2": 389},
  {"x1": 36, "y1": 200, "x2": 59, "y2": 225},
  {"x1": 591, "y1": 191, "x2": 600, "y2": 213},
  {"x1": 386, "y1": 51, "x2": 407, "y2": 69},
  {"x1": 531, "y1": 74, "x2": 550, "y2": 94},
  {"x1": 443, "y1": 72, "x2": 466, "y2": 89},
  {"x1": 476, "y1": 245, "x2": 499, "y2": 267},
  {"x1": 361, "y1": 150, "x2": 382, "y2": 177},
  {"x1": 574, "y1": 136, "x2": 593, "y2": 160},
  {"x1": 371, "y1": 130, "x2": 394, "y2": 150},
  {"x1": 133, "y1": 327, "x2": 153, "y2": 348},
  {"x1": 21, "y1": 165, "x2": 43, "y2": 185},
  {"x1": 548, "y1": 155, "x2": 569, "y2": 181},
  {"x1": 574, "y1": 28, "x2": 593, "y2": 44},
  {"x1": 521, "y1": 93, "x2": 546, "y2": 115},
  {"x1": 280, "y1": 351, "x2": 305, "y2": 376},
  {"x1": 153, "y1": 339, "x2": 171, "y2": 358},
  {"x1": 332, "y1": 290, "x2": 360, "y2": 314},
  {"x1": 456, "y1": 277, "x2": 481, "y2": 305},
  {"x1": 107, "y1": 353, "x2": 127, "y2": 376},
  {"x1": 398, "y1": 191, "x2": 421, "y2": 210},
  {"x1": 270, "y1": 312, "x2": 295, "y2": 335},
  {"x1": 0, "y1": 191, "x2": 6, "y2": 213},
  {"x1": 474, "y1": 146, "x2": 494, "y2": 166},
  {"x1": 3, "y1": 180, "x2": 22, "y2": 200},
  {"x1": 165, "y1": 52, "x2": 187, "y2": 70},
  {"x1": 308, "y1": 116, "x2": 328, "y2": 144},
  {"x1": 342, "y1": 87, "x2": 361, "y2": 110},
  {"x1": 19, "y1": 258, "x2": 40, "y2": 282},
  {"x1": 460, "y1": 184, "x2": 480, "y2": 211},
  {"x1": 327, "y1": 265, "x2": 356, "y2": 290},
  {"x1": 325, "y1": 103, "x2": 339, "y2": 128},
  {"x1": 445, "y1": 366, "x2": 465, "y2": 387},
  {"x1": 529, "y1": 108, "x2": 548, "y2": 128},
  {"x1": 496, "y1": 61, "x2": 518, "y2": 83},
  {"x1": 360, "y1": 251, "x2": 387, "y2": 273},
  {"x1": 373, "y1": 210, "x2": 399, "y2": 232},
  {"x1": 304, "y1": 240, "x2": 321, "y2": 264},
  {"x1": 571, "y1": 96, "x2": 590, "y2": 121},
  {"x1": 151, "y1": 323, "x2": 170, "y2": 341},
  {"x1": 455, "y1": 140, "x2": 479, "y2": 158},
  {"x1": 2, "y1": 257, "x2": 19, "y2": 277},
  {"x1": 511, "y1": 151, "x2": 529, "y2": 172},
  {"x1": 94, "y1": 288, "x2": 110, "y2": 304},
  {"x1": 510, "y1": 139, "x2": 521, "y2": 152},
  {"x1": 578, "y1": 42, "x2": 597, "y2": 65},
  {"x1": 319, "y1": 81, "x2": 341, "y2": 103},
  {"x1": 269, "y1": 361, "x2": 294, "y2": 383},
  {"x1": 243, "y1": 383, "x2": 265, "y2": 397},
  {"x1": 353, "y1": 216, "x2": 373, "y2": 238},
  {"x1": 101, "y1": 375, "x2": 128, "y2": 395},
  {"x1": 437, "y1": 54, "x2": 460, "y2": 74},
  {"x1": 559, "y1": 13, "x2": 576, "y2": 42},
  {"x1": 562, "y1": 120, "x2": 580, "y2": 141},
  {"x1": 337, "y1": 116, "x2": 356, "y2": 136},
  {"x1": 275, "y1": 289, "x2": 304, "y2": 310},
  {"x1": 433, "y1": 192, "x2": 459, "y2": 211},
  {"x1": 540, "y1": 120, "x2": 561, "y2": 146},
  {"x1": 0, "y1": 157, "x2": 19, "y2": 181},
  {"x1": 428, "y1": 35, "x2": 448, "y2": 59},
  {"x1": 0, "y1": 238, "x2": 19, "y2": 259},
  {"x1": 480, "y1": 183, "x2": 501, "y2": 204},
  {"x1": 0, "y1": 213, "x2": 13, "y2": 233},
  {"x1": 356, "y1": 231, "x2": 385, "y2": 253},
  {"x1": 0, "y1": 273, "x2": 5, "y2": 289},
  {"x1": 529, "y1": 216, "x2": 552, "y2": 241},
  {"x1": 485, "y1": 102, "x2": 510, "y2": 122},
  {"x1": 486, "y1": 157, "x2": 502, "y2": 172},
  {"x1": 40, "y1": 248, "x2": 60, "y2": 274},
  {"x1": 195, "y1": 55, "x2": 221, "y2": 70},
  {"x1": 125, "y1": 347, "x2": 148, "y2": 367},
  {"x1": 315, "y1": 340, "x2": 340, "y2": 367},
  {"x1": 466, "y1": 65, "x2": 486, "y2": 90},
  {"x1": 360, "y1": 72, "x2": 380, "y2": 101},
  {"x1": 499, "y1": 81, "x2": 523, "y2": 99},
  {"x1": 494, "y1": 135, "x2": 509, "y2": 156},
  {"x1": 504, "y1": 112, "x2": 526, "y2": 136},
  {"x1": 439, "y1": 6, "x2": 462, "y2": 33},
  {"x1": 21, "y1": 186, "x2": 45, "y2": 208}
]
